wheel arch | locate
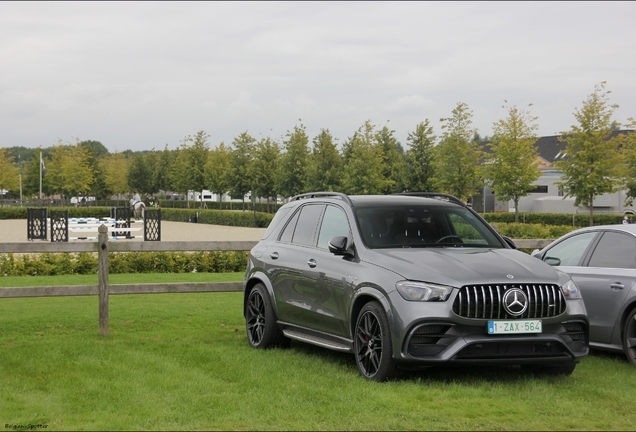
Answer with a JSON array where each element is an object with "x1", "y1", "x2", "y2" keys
[
  {"x1": 620, "y1": 299, "x2": 636, "y2": 341},
  {"x1": 243, "y1": 272, "x2": 275, "y2": 317},
  {"x1": 349, "y1": 287, "x2": 392, "y2": 338}
]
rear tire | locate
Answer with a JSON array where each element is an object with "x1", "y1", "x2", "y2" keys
[
  {"x1": 354, "y1": 302, "x2": 397, "y2": 381},
  {"x1": 245, "y1": 284, "x2": 288, "y2": 349},
  {"x1": 623, "y1": 308, "x2": 636, "y2": 365}
]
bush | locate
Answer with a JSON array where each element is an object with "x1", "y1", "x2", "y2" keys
[
  {"x1": 0, "y1": 251, "x2": 248, "y2": 277},
  {"x1": 161, "y1": 208, "x2": 274, "y2": 228},
  {"x1": 483, "y1": 212, "x2": 625, "y2": 227},
  {"x1": 491, "y1": 223, "x2": 574, "y2": 239}
]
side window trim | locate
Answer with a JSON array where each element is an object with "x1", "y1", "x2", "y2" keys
[
  {"x1": 277, "y1": 206, "x2": 302, "y2": 243},
  {"x1": 278, "y1": 204, "x2": 326, "y2": 247}
]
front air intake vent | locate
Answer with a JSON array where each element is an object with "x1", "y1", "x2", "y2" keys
[{"x1": 453, "y1": 284, "x2": 566, "y2": 319}]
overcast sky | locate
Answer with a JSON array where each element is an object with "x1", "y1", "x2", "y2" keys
[{"x1": 1, "y1": 2, "x2": 635, "y2": 153}]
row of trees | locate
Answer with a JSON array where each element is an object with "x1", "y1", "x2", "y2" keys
[{"x1": 1, "y1": 82, "x2": 634, "y2": 223}]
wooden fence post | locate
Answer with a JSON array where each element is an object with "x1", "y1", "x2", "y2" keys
[{"x1": 98, "y1": 224, "x2": 109, "y2": 336}]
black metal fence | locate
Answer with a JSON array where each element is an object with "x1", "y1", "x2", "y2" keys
[
  {"x1": 25, "y1": 208, "x2": 161, "y2": 242},
  {"x1": 27, "y1": 208, "x2": 47, "y2": 241}
]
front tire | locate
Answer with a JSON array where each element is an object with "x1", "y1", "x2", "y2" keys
[
  {"x1": 354, "y1": 302, "x2": 397, "y2": 381},
  {"x1": 623, "y1": 308, "x2": 636, "y2": 365},
  {"x1": 245, "y1": 284, "x2": 287, "y2": 349}
]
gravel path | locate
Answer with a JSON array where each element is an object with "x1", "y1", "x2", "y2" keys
[{"x1": 0, "y1": 219, "x2": 266, "y2": 243}]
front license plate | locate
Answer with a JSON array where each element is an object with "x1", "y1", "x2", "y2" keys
[{"x1": 488, "y1": 320, "x2": 542, "y2": 334}]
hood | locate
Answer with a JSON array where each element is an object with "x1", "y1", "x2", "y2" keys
[{"x1": 363, "y1": 247, "x2": 562, "y2": 287}]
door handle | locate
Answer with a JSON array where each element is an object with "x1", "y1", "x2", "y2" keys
[
  {"x1": 270, "y1": 252, "x2": 279, "y2": 260},
  {"x1": 610, "y1": 282, "x2": 624, "y2": 290},
  {"x1": 307, "y1": 258, "x2": 317, "y2": 268}
]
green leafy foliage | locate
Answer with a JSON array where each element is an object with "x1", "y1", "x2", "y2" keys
[
  {"x1": 486, "y1": 102, "x2": 541, "y2": 222},
  {"x1": 555, "y1": 82, "x2": 623, "y2": 226},
  {"x1": 405, "y1": 120, "x2": 436, "y2": 192},
  {"x1": 0, "y1": 251, "x2": 247, "y2": 276},
  {"x1": 435, "y1": 103, "x2": 483, "y2": 201}
]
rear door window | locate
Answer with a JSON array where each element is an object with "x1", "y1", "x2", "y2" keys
[
  {"x1": 291, "y1": 204, "x2": 324, "y2": 246},
  {"x1": 588, "y1": 231, "x2": 636, "y2": 269}
]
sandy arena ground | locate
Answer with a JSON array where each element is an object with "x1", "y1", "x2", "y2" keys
[{"x1": 0, "y1": 219, "x2": 266, "y2": 243}]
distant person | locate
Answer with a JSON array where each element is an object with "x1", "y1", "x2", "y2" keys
[
  {"x1": 132, "y1": 190, "x2": 141, "y2": 205},
  {"x1": 130, "y1": 190, "x2": 145, "y2": 220}
]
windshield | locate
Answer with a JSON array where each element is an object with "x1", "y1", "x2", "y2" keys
[{"x1": 354, "y1": 205, "x2": 503, "y2": 249}]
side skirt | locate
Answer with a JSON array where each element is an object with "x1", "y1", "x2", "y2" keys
[{"x1": 278, "y1": 321, "x2": 354, "y2": 353}]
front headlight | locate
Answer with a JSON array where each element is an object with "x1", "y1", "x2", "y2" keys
[
  {"x1": 561, "y1": 279, "x2": 582, "y2": 300},
  {"x1": 396, "y1": 281, "x2": 454, "y2": 302}
]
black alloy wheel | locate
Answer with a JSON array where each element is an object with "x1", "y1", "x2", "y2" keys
[
  {"x1": 623, "y1": 308, "x2": 636, "y2": 365},
  {"x1": 245, "y1": 284, "x2": 287, "y2": 349},
  {"x1": 354, "y1": 302, "x2": 397, "y2": 381}
]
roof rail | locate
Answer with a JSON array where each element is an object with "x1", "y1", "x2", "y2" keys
[
  {"x1": 290, "y1": 192, "x2": 353, "y2": 206},
  {"x1": 394, "y1": 192, "x2": 465, "y2": 207}
]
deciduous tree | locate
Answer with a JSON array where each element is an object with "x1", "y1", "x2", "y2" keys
[
  {"x1": 376, "y1": 124, "x2": 407, "y2": 194},
  {"x1": 621, "y1": 119, "x2": 636, "y2": 205},
  {"x1": 341, "y1": 121, "x2": 387, "y2": 195},
  {"x1": 205, "y1": 142, "x2": 232, "y2": 206},
  {"x1": 250, "y1": 137, "x2": 281, "y2": 211},
  {"x1": 434, "y1": 103, "x2": 483, "y2": 202},
  {"x1": 486, "y1": 102, "x2": 541, "y2": 222},
  {"x1": 405, "y1": 120, "x2": 437, "y2": 192},
  {"x1": 227, "y1": 131, "x2": 256, "y2": 209},
  {"x1": 0, "y1": 148, "x2": 19, "y2": 196},
  {"x1": 48, "y1": 141, "x2": 95, "y2": 199},
  {"x1": 307, "y1": 129, "x2": 342, "y2": 192},
  {"x1": 278, "y1": 123, "x2": 310, "y2": 197},
  {"x1": 555, "y1": 82, "x2": 622, "y2": 226},
  {"x1": 101, "y1": 152, "x2": 130, "y2": 198}
]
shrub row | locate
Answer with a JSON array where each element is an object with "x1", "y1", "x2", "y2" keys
[
  {"x1": 93, "y1": 199, "x2": 282, "y2": 213},
  {"x1": 0, "y1": 251, "x2": 248, "y2": 277},
  {"x1": 490, "y1": 223, "x2": 574, "y2": 239},
  {"x1": 161, "y1": 208, "x2": 274, "y2": 228},
  {"x1": 482, "y1": 212, "x2": 626, "y2": 226}
]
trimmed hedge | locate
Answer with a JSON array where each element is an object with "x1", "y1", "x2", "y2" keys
[
  {"x1": 0, "y1": 251, "x2": 248, "y2": 277},
  {"x1": 93, "y1": 199, "x2": 282, "y2": 213},
  {"x1": 491, "y1": 223, "x2": 574, "y2": 239},
  {"x1": 483, "y1": 212, "x2": 626, "y2": 227},
  {"x1": 161, "y1": 208, "x2": 274, "y2": 228}
]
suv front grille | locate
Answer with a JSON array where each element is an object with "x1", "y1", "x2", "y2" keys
[{"x1": 453, "y1": 284, "x2": 566, "y2": 319}]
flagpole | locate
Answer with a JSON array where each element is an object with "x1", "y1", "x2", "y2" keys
[
  {"x1": 39, "y1": 151, "x2": 42, "y2": 200},
  {"x1": 19, "y1": 154, "x2": 23, "y2": 204}
]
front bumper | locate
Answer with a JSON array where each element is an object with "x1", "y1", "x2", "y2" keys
[{"x1": 388, "y1": 291, "x2": 589, "y2": 366}]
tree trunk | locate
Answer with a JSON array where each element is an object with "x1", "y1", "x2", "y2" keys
[
  {"x1": 589, "y1": 195, "x2": 594, "y2": 227},
  {"x1": 514, "y1": 196, "x2": 520, "y2": 223}
]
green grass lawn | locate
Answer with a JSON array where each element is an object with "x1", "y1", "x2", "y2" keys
[{"x1": 1, "y1": 280, "x2": 635, "y2": 430}]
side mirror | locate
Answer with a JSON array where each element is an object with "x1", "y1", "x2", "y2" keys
[
  {"x1": 502, "y1": 236, "x2": 517, "y2": 249},
  {"x1": 328, "y1": 236, "x2": 355, "y2": 257},
  {"x1": 544, "y1": 256, "x2": 561, "y2": 267}
]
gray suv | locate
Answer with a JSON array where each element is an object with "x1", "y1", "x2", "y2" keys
[{"x1": 243, "y1": 193, "x2": 589, "y2": 381}]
